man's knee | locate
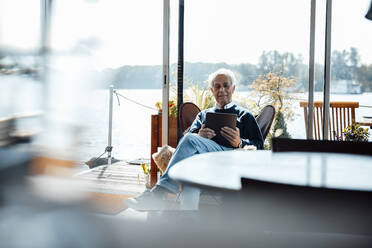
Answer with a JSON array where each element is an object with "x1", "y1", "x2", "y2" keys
[{"x1": 180, "y1": 133, "x2": 202, "y2": 146}]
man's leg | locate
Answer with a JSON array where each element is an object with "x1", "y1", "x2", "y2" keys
[
  {"x1": 158, "y1": 133, "x2": 231, "y2": 193},
  {"x1": 124, "y1": 133, "x2": 232, "y2": 211},
  {"x1": 179, "y1": 185, "x2": 201, "y2": 210}
]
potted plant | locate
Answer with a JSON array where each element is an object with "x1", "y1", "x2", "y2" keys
[
  {"x1": 344, "y1": 123, "x2": 369, "y2": 142},
  {"x1": 155, "y1": 100, "x2": 177, "y2": 118}
]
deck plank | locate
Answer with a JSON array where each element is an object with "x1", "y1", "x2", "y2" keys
[{"x1": 75, "y1": 161, "x2": 148, "y2": 196}]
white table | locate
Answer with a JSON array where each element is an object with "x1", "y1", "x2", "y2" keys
[
  {"x1": 169, "y1": 150, "x2": 372, "y2": 236},
  {"x1": 169, "y1": 150, "x2": 372, "y2": 192}
]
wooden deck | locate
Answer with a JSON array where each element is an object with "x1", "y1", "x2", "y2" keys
[
  {"x1": 74, "y1": 161, "x2": 147, "y2": 196},
  {"x1": 73, "y1": 160, "x2": 220, "y2": 216}
]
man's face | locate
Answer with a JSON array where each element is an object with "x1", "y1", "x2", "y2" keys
[{"x1": 211, "y1": 74, "x2": 235, "y2": 108}]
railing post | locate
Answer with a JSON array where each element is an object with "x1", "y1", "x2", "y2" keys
[{"x1": 107, "y1": 85, "x2": 114, "y2": 165}]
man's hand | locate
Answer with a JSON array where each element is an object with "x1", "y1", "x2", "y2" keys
[
  {"x1": 198, "y1": 124, "x2": 216, "y2": 139},
  {"x1": 221, "y1": 127, "x2": 241, "y2": 148}
]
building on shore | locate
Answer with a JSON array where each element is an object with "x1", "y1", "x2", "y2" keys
[{"x1": 330, "y1": 80, "x2": 362, "y2": 94}]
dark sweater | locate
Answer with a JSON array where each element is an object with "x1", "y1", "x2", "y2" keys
[{"x1": 188, "y1": 104, "x2": 264, "y2": 149}]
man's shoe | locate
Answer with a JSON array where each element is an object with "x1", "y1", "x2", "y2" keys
[{"x1": 124, "y1": 186, "x2": 172, "y2": 211}]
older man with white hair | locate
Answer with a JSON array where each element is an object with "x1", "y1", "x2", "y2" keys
[{"x1": 125, "y1": 68, "x2": 263, "y2": 211}]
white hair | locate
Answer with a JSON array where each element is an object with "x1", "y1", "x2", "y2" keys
[{"x1": 208, "y1": 68, "x2": 237, "y2": 87}]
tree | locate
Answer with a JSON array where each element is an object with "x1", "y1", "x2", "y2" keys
[
  {"x1": 331, "y1": 47, "x2": 361, "y2": 81},
  {"x1": 235, "y1": 63, "x2": 258, "y2": 86},
  {"x1": 249, "y1": 66, "x2": 297, "y2": 147},
  {"x1": 257, "y1": 50, "x2": 307, "y2": 89},
  {"x1": 349, "y1": 47, "x2": 360, "y2": 78},
  {"x1": 250, "y1": 65, "x2": 297, "y2": 121},
  {"x1": 331, "y1": 50, "x2": 351, "y2": 80},
  {"x1": 357, "y1": 64, "x2": 372, "y2": 91}
]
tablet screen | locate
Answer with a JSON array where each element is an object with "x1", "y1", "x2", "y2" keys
[{"x1": 205, "y1": 112, "x2": 237, "y2": 147}]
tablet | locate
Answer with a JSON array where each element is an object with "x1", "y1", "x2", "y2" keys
[{"x1": 205, "y1": 112, "x2": 237, "y2": 147}]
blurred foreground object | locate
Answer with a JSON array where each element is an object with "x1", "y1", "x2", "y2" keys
[
  {"x1": 0, "y1": 114, "x2": 41, "y2": 147},
  {"x1": 366, "y1": 1, "x2": 372, "y2": 20},
  {"x1": 0, "y1": 147, "x2": 31, "y2": 203},
  {"x1": 0, "y1": 147, "x2": 122, "y2": 248}
]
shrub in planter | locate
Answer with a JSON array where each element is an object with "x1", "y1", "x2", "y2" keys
[
  {"x1": 344, "y1": 123, "x2": 369, "y2": 142},
  {"x1": 272, "y1": 111, "x2": 291, "y2": 138}
]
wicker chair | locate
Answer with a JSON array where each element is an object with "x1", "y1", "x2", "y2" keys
[
  {"x1": 255, "y1": 105, "x2": 275, "y2": 141},
  {"x1": 179, "y1": 102, "x2": 201, "y2": 134}
]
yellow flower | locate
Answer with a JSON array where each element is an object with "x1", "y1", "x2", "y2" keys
[
  {"x1": 155, "y1": 102, "x2": 162, "y2": 110},
  {"x1": 141, "y1": 163, "x2": 149, "y2": 175}
]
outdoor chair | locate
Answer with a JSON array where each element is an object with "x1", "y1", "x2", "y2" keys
[
  {"x1": 299, "y1": 101, "x2": 359, "y2": 140},
  {"x1": 271, "y1": 137, "x2": 372, "y2": 156},
  {"x1": 179, "y1": 102, "x2": 201, "y2": 134},
  {"x1": 179, "y1": 102, "x2": 275, "y2": 141}
]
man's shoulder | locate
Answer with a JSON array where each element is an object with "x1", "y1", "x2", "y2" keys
[
  {"x1": 233, "y1": 104, "x2": 254, "y2": 117},
  {"x1": 199, "y1": 104, "x2": 254, "y2": 118},
  {"x1": 194, "y1": 108, "x2": 215, "y2": 122},
  {"x1": 233, "y1": 104, "x2": 247, "y2": 111},
  {"x1": 200, "y1": 107, "x2": 216, "y2": 114}
]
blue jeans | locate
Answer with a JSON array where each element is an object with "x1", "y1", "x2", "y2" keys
[{"x1": 157, "y1": 133, "x2": 233, "y2": 209}]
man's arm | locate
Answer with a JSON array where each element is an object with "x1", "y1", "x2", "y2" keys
[
  {"x1": 221, "y1": 112, "x2": 264, "y2": 149},
  {"x1": 188, "y1": 112, "x2": 216, "y2": 139},
  {"x1": 188, "y1": 112, "x2": 203, "y2": 133},
  {"x1": 220, "y1": 127, "x2": 241, "y2": 148}
]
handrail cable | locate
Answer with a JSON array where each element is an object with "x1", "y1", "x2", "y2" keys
[
  {"x1": 114, "y1": 90, "x2": 158, "y2": 111},
  {"x1": 360, "y1": 105, "x2": 372, "y2": 108}
]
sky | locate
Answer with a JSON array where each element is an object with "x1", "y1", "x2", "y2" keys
[{"x1": 0, "y1": 0, "x2": 371, "y2": 69}]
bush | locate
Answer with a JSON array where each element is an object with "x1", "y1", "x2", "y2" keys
[{"x1": 344, "y1": 123, "x2": 369, "y2": 142}]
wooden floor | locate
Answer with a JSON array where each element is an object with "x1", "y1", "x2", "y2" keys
[{"x1": 74, "y1": 161, "x2": 147, "y2": 196}]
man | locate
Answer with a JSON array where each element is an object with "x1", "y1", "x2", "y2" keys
[{"x1": 125, "y1": 68, "x2": 263, "y2": 211}]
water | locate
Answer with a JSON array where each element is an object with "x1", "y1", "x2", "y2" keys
[{"x1": 78, "y1": 89, "x2": 162, "y2": 164}]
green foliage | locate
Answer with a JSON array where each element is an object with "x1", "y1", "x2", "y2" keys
[
  {"x1": 184, "y1": 80, "x2": 215, "y2": 110},
  {"x1": 170, "y1": 78, "x2": 215, "y2": 111},
  {"x1": 344, "y1": 123, "x2": 369, "y2": 142},
  {"x1": 264, "y1": 111, "x2": 291, "y2": 150}
]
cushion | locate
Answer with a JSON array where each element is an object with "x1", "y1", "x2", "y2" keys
[{"x1": 152, "y1": 145, "x2": 175, "y2": 173}]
